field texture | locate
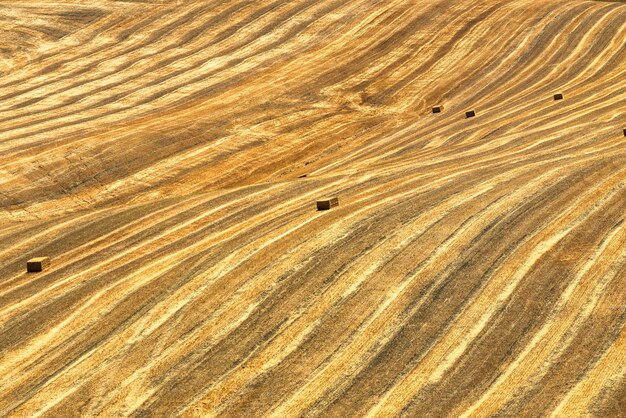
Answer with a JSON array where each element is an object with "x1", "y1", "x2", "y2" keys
[{"x1": 0, "y1": 0, "x2": 625, "y2": 416}]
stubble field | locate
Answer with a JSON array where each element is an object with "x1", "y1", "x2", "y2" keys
[{"x1": 0, "y1": 0, "x2": 625, "y2": 416}]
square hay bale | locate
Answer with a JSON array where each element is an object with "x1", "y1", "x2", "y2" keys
[
  {"x1": 432, "y1": 106, "x2": 444, "y2": 114},
  {"x1": 317, "y1": 197, "x2": 339, "y2": 211},
  {"x1": 465, "y1": 110, "x2": 476, "y2": 118},
  {"x1": 554, "y1": 93, "x2": 564, "y2": 100},
  {"x1": 27, "y1": 257, "x2": 49, "y2": 273}
]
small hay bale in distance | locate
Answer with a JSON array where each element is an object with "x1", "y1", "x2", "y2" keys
[
  {"x1": 317, "y1": 197, "x2": 339, "y2": 211},
  {"x1": 465, "y1": 110, "x2": 476, "y2": 118},
  {"x1": 432, "y1": 106, "x2": 444, "y2": 114},
  {"x1": 27, "y1": 257, "x2": 50, "y2": 273},
  {"x1": 623, "y1": 128, "x2": 626, "y2": 137},
  {"x1": 554, "y1": 93, "x2": 564, "y2": 100}
]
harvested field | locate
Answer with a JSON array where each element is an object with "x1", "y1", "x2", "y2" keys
[{"x1": 0, "y1": 0, "x2": 625, "y2": 416}]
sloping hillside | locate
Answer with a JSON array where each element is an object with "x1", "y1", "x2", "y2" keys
[{"x1": 0, "y1": 0, "x2": 625, "y2": 416}]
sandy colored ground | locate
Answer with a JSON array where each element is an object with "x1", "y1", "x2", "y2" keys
[{"x1": 0, "y1": 0, "x2": 625, "y2": 416}]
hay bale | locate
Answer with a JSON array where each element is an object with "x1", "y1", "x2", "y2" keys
[
  {"x1": 623, "y1": 129, "x2": 626, "y2": 137},
  {"x1": 298, "y1": 174, "x2": 307, "y2": 178},
  {"x1": 317, "y1": 197, "x2": 339, "y2": 211},
  {"x1": 27, "y1": 257, "x2": 49, "y2": 273},
  {"x1": 432, "y1": 106, "x2": 444, "y2": 114},
  {"x1": 554, "y1": 93, "x2": 564, "y2": 100},
  {"x1": 465, "y1": 110, "x2": 476, "y2": 118}
]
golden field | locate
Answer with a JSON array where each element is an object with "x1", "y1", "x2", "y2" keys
[{"x1": 0, "y1": 0, "x2": 625, "y2": 416}]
